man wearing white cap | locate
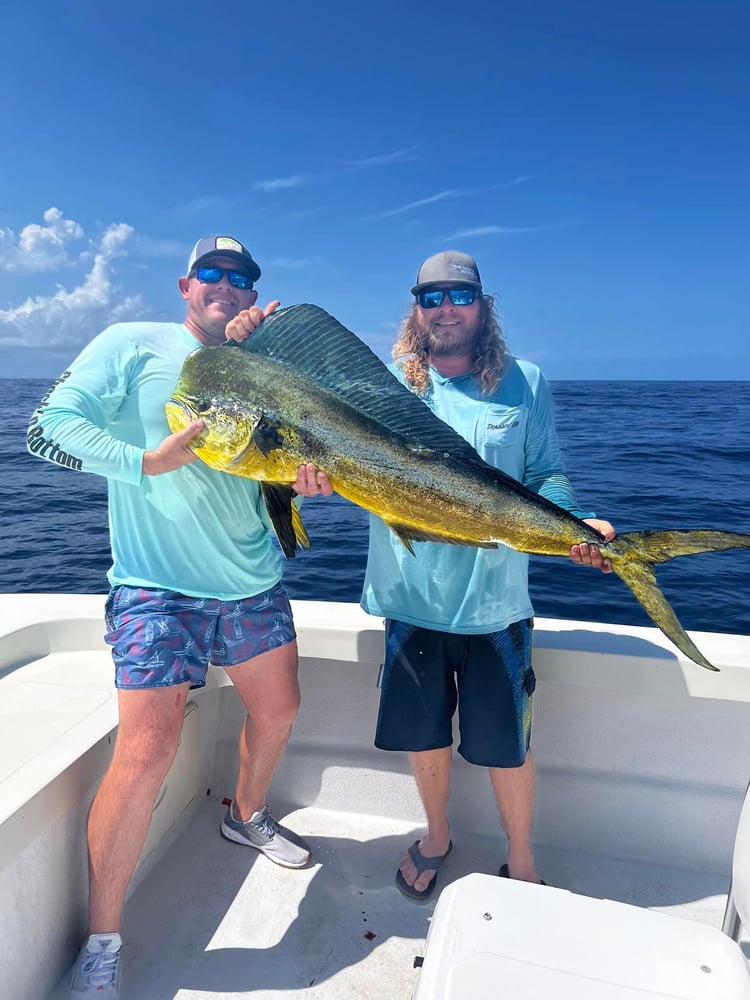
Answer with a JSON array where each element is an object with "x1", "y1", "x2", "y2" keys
[
  {"x1": 361, "y1": 251, "x2": 615, "y2": 901},
  {"x1": 28, "y1": 235, "x2": 331, "y2": 998}
]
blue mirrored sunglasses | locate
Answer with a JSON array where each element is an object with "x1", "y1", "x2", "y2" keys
[
  {"x1": 418, "y1": 286, "x2": 477, "y2": 309},
  {"x1": 193, "y1": 265, "x2": 254, "y2": 290}
]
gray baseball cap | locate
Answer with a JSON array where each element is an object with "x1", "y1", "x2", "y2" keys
[
  {"x1": 187, "y1": 235, "x2": 261, "y2": 282},
  {"x1": 411, "y1": 250, "x2": 482, "y2": 296}
]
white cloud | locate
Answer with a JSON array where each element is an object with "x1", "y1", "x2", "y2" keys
[
  {"x1": 490, "y1": 174, "x2": 535, "y2": 191},
  {"x1": 377, "y1": 189, "x2": 471, "y2": 219},
  {"x1": 0, "y1": 207, "x2": 84, "y2": 273},
  {"x1": 98, "y1": 222, "x2": 133, "y2": 257},
  {"x1": 253, "y1": 147, "x2": 418, "y2": 198},
  {"x1": 444, "y1": 222, "x2": 577, "y2": 240},
  {"x1": 0, "y1": 219, "x2": 144, "y2": 349},
  {"x1": 253, "y1": 175, "x2": 309, "y2": 193},
  {"x1": 348, "y1": 146, "x2": 420, "y2": 169}
]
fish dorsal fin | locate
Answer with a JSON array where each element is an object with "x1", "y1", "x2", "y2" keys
[
  {"x1": 260, "y1": 483, "x2": 311, "y2": 559},
  {"x1": 236, "y1": 304, "x2": 491, "y2": 467}
]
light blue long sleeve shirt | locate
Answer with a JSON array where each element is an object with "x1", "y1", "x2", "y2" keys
[
  {"x1": 360, "y1": 358, "x2": 593, "y2": 633},
  {"x1": 27, "y1": 321, "x2": 282, "y2": 599}
]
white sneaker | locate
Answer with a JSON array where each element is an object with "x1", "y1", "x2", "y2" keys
[
  {"x1": 70, "y1": 932, "x2": 122, "y2": 998},
  {"x1": 220, "y1": 803, "x2": 312, "y2": 868}
]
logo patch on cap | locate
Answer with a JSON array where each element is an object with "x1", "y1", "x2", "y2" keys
[
  {"x1": 215, "y1": 237, "x2": 242, "y2": 253},
  {"x1": 449, "y1": 257, "x2": 478, "y2": 279}
]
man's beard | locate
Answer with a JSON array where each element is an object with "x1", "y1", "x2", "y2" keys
[{"x1": 418, "y1": 314, "x2": 479, "y2": 358}]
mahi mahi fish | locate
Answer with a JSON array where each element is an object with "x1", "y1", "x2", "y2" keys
[{"x1": 166, "y1": 303, "x2": 750, "y2": 672}]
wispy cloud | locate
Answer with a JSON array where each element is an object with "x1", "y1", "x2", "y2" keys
[
  {"x1": 490, "y1": 174, "x2": 535, "y2": 191},
  {"x1": 377, "y1": 190, "x2": 471, "y2": 219},
  {"x1": 348, "y1": 146, "x2": 420, "y2": 170},
  {"x1": 0, "y1": 207, "x2": 84, "y2": 273},
  {"x1": 373, "y1": 174, "x2": 534, "y2": 222},
  {"x1": 444, "y1": 222, "x2": 577, "y2": 240},
  {"x1": 253, "y1": 174, "x2": 309, "y2": 193},
  {"x1": 253, "y1": 147, "x2": 417, "y2": 198},
  {"x1": 0, "y1": 215, "x2": 144, "y2": 348}
]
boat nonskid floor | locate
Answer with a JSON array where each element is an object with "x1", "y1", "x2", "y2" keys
[{"x1": 46, "y1": 800, "x2": 738, "y2": 999}]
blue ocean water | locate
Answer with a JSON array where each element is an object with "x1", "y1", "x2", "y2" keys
[{"x1": 2, "y1": 379, "x2": 749, "y2": 635}]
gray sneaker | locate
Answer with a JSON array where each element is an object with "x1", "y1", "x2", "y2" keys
[
  {"x1": 220, "y1": 802, "x2": 312, "y2": 868},
  {"x1": 70, "y1": 932, "x2": 122, "y2": 998}
]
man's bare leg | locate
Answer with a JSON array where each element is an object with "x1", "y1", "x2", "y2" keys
[
  {"x1": 489, "y1": 750, "x2": 541, "y2": 882},
  {"x1": 399, "y1": 746, "x2": 453, "y2": 893},
  {"x1": 224, "y1": 641, "x2": 301, "y2": 820},
  {"x1": 87, "y1": 683, "x2": 190, "y2": 932}
]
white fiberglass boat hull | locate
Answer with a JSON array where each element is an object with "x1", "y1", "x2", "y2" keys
[{"x1": 1, "y1": 594, "x2": 749, "y2": 999}]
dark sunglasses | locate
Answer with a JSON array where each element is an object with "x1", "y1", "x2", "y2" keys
[
  {"x1": 192, "y1": 265, "x2": 254, "y2": 290},
  {"x1": 418, "y1": 286, "x2": 477, "y2": 309}
]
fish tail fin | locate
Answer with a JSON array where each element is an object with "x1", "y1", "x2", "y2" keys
[
  {"x1": 616, "y1": 529, "x2": 750, "y2": 563},
  {"x1": 260, "y1": 483, "x2": 311, "y2": 559},
  {"x1": 610, "y1": 557, "x2": 719, "y2": 672},
  {"x1": 608, "y1": 528, "x2": 750, "y2": 671}
]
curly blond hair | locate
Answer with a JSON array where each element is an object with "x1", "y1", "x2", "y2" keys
[{"x1": 392, "y1": 293, "x2": 510, "y2": 396}]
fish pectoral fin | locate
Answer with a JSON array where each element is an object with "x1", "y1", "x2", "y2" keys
[
  {"x1": 252, "y1": 416, "x2": 285, "y2": 458},
  {"x1": 260, "y1": 483, "x2": 311, "y2": 559},
  {"x1": 385, "y1": 521, "x2": 498, "y2": 554},
  {"x1": 611, "y1": 556, "x2": 719, "y2": 671}
]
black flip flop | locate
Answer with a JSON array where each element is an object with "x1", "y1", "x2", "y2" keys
[
  {"x1": 396, "y1": 839, "x2": 453, "y2": 903},
  {"x1": 498, "y1": 862, "x2": 546, "y2": 886}
]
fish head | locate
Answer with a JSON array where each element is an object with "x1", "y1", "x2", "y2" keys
[{"x1": 166, "y1": 376, "x2": 262, "y2": 472}]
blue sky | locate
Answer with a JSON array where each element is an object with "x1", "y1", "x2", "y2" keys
[{"x1": 1, "y1": 0, "x2": 747, "y2": 380}]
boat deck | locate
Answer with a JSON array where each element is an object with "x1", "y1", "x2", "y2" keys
[
  {"x1": 46, "y1": 801, "x2": 735, "y2": 1000},
  {"x1": 2, "y1": 595, "x2": 749, "y2": 999}
]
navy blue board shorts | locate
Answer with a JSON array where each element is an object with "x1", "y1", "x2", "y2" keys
[
  {"x1": 104, "y1": 582, "x2": 296, "y2": 690},
  {"x1": 375, "y1": 619, "x2": 536, "y2": 768}
]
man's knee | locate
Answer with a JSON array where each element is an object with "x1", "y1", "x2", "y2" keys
[
  {"x1": 111, "y1": 717, "x2": 184, "y2": 785},
  {"x1": 248, "y1": 691, "x2": 300, "y2": 732}
]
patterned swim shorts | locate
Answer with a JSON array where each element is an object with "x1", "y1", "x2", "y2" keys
[{"x1": 104, "y1": 582, "x2": 296, "y2": 689}]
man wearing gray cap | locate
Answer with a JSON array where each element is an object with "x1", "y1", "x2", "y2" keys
[
  {"x1": 28, "y1": 235, "x2": 331, "y2": 998},
  {"x1": 361, "y1": 250, "x2": 615, "y2": 901}
]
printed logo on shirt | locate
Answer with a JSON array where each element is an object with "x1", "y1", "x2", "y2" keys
[
  {"x1": 487, "y1": 419, "x2": 520, "y2": 431},
  {"x1": 26, "y1": 371, "x2": 84, "y2": 470}
]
